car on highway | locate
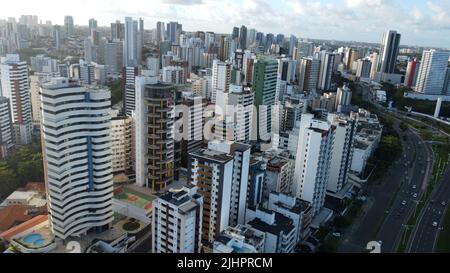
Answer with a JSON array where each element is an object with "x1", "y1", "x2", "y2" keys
[
  {"x1": 402, "y1": 200, "x2": 407, "y2": 206},
  {"x1": 413, "y1": 193, "x2": 418, "y2": 198},
  {"x1": 442, "y1": 201, "x2": 447, "y2": 206},
  {"x1": 432, "y1": 222, "x2": 438, "y2": 227},
  {"x1": 412, "y1": 185, "x2": 417, "y2": 190}
]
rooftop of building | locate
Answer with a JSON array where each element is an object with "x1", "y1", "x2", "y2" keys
[
  {"x1": 272, "y1": 196, "x2": 312, "y2": 215},
  {"x1": 247, "y1": 207, "x2": 295, "y2": 236},
  {"x1": 190, "y1": 148, "x2": 234, "y2": 163},
  {"x1": 113, "y1": 185, "x2": 156, "y2": 214},
  {"x1": 0, "y1": 205, "x2": 36, "y2": 232},
  {"x1": 6, "y1": 191, "x2": 36, "y2": 201},
  {"x1": 354, "y1": 140, "x2": 370, "y2": 150},
  {"x1": 267, "y1": 156, "x2": 290, "y2": 169},
  {"x1": 18, "y1": 182, "x2": 46, "y2": 193},
  {"x1": 157, "y1": 189, "x2": 199, "y2": 210}
]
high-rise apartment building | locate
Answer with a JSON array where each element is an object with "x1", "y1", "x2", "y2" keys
[
  {"x1": 293, "y1": 114, "x2": 335, "y2": 215},
  {"x1": 215, "y1": 85, "x2": 254, "y2": 142},
  {"x1": 79, "y1": 60, "x2": 95, "y2": 85},
  {"x1": 369, "y1": 52, "x2": 379, "y2": 80},
  {"x1": 89, "y1": 18, "x2": 98, "y2": 33},
  {"x1": 252, "y1": 56, "x2": 278, "y2": 140},
  {"x1": 111, "y1": 20, "x2": 125, "y2": 40},
  {"x1": 152, "y1": 186, "x2": 203, "y2": 253},
  {"x1": 135, "y1": 80, "x2": 175, "y2": 193},
  {"x1": 335, "y1": 84, "x2": 352, "y2": 112},
  {"x1": 207, "y1": 140, "x2": 251, "y2": 227},
  {"x1": 211, "y1": 60, "x2": 231, "y2": 103},
  {"x1": 355, "y1": 59, "x2": 372, "y2": 79},
  {"x1": 298, "y1": 57, "x2": 320, "y2": 95},
  {"x1": 124, "y1": 17, "x2": 142, "y2": 67},
  {"x1": 104, "y1": 39, "x2": 123, "y2": 74},
  {"x1": 123, "y1": 66, "x2": 140, "y2": 116},
  {"x1": 156, "y1": 21, "x2": 165, "y2": 44},
  {"x1": 30, "y1": 73, "x2": 57, "y2": 130},
  {"x1": 377, "y1": 30, "x2": 401, "y2": 74},
  {"x1": 0, "y1": 97, "x2": 13, "y2": 159},
  {"x1": 415, "y1": 49, "x2": 449, "y2": 95},
  {"x1": 167, "y1": 22, "x2": 182, "y2": 44},
  {"x1": 405, "y1": 58, "x2": 420, "y2": 88},
  {"x1": 0, "y1": 54, "x2": 32, "y2": 144},
  {"x1": 326, "y1": 114, "x2": 356, "y2": 194},
  {"x1": 318, "y1": 52, "x2": 335, "y2": 91},
  {"x1": 178, "y1": 95, "x2": 207, "y2": 168},
  {"x1": 110, "y1": 113, "x2": 134, "y2": 179},
  {"x1": 188, "y1": 148, "x2": 233, "y2": 244},
  {"x1": 264, "y1": 155, "x2": 295, "y2": 197},
  {"x1": 64, "y1": 15, "x2": 74, "y2": 37},
  {"x1": 41, "y1": 78, "x2": 113, "y2": 239},
  {"x1": 162, "y1": 66, "x2": 185, "y2": 84},
  {"x1": 239, "y1": 25, "x2": 247, "y2": 50}
]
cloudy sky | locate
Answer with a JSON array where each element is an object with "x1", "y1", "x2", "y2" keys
[{"x1": 1, "y1": 0, "x2": 449, "y2": 48}]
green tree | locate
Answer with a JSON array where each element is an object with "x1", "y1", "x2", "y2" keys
[
  {"x1": 0, "y1": 161, "x2": 19, "y2": 199},
  {"x1": 110, "y1": 79, "x2": 123, "y2": 106}
]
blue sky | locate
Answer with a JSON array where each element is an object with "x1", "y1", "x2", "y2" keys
[{"x1": 1, "y1": 0, "x2": 449, "y2": 48}]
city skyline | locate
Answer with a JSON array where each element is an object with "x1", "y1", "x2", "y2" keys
[{"x1": 1, "y1": 0, "x2": 450, "y2": 48}]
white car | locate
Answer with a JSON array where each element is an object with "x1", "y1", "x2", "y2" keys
[
  {"x1": 412, "y1": 185, "x2": 417, "y2": 190},
  {"x1": 402, "y1": 200, "x2": 407, "y2": 206},
  {"x1": 413, "y1": 193, "x2": 418, "y2": 198},
  {"x1": 432, "y1": 222, "x2": 438, "y2": 227}
]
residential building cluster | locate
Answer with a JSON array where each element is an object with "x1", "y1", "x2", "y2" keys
[{"x1": 1, "y1": 13, "x2": 446, "y2": 254}]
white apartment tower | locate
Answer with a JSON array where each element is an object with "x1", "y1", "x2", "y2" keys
[
  {"x1": 0, "y1": 54, "x2": 32, "y2": 144},
  {"x1": 162, "y1": 66, "x2": 185, "y2": 84},
  {"x1": 123, "y1": 66, "x2": 139, "y2": 116},
  {"x1": 0, "y1": 97, "x2": 13, "y2": 159},
  {"x1": 211, "y1": 60, "x2": 231, "y2": 103},
  {"x1": 124, "y1": 17, "x2": 142, "y2": 67},
  {"x1": 299, "y1": 57, "x2": 320, "y2": 96},
  {"x1": 152, "y1": 187, "x2": 203, "y2": 253},
  {"x1": 215, "y1": 84, "x2": 254, "y2": 142},
  {"x1": 326, "y1": 114, "x2": 356, "y2": 193},
  {"x1": 293, "y1": 114, "x2": 335, "y2": 215},
  {"x1": 415, "y1": 49, "x2": 450, "y2": 95},
  {"x1": 318, "y1": 52, "x2": 335, "y2": 91},
  {"x1": 40, "y1": 78, "x2": 113, "y2": 239},
  {"x1": 188, "y1": 148, "x2": 233, "y2": 244},
  {"x1": 208, "y1": 140, "x2": 251, "y2": 227}
]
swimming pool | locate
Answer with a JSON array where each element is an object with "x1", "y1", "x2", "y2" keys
[{"x1": 23, "y1": 233, "x2": 45, "y2": 247}]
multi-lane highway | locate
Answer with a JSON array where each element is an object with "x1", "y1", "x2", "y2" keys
[
  {"x1": 338, "y1": 82, "x2": 439, "y2": 253},
  {"x1": 338, "y1": 119, "x2": 430, "y2": 253},
  {"x1": 375, "y1": 127, "x2": 432, "y2": 253},
  {"x1": 408, "y1": 163, "x2": 450, "y2": 252}
]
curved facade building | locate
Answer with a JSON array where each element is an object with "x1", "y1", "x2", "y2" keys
[{"x1": 41, "y1": 78, "x2": 113, "y2": 239}]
